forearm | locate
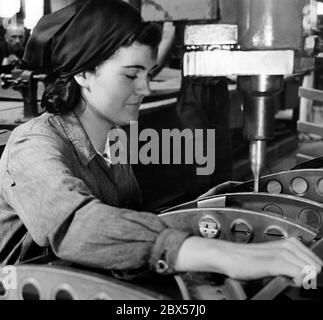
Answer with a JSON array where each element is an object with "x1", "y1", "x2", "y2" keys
[
  {"x1": 174, "y1": 237, "x2": 232, "y2": 275},
  {"x1": 48, "y1": 199, "x2": 190, "y2": 272}
]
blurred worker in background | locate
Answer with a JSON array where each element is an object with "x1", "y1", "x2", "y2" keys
[{"x1": 0, "y1": 23, "x2": 27, "y2": 73}]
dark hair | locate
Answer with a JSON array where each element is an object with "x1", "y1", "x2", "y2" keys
[{"x1": 42, "y1": 23, "x2": 162, "y2": 115}]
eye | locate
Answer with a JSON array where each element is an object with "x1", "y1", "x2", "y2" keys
[{"x1": 125, "y1": 75, "x2": 137, "y2": 80}]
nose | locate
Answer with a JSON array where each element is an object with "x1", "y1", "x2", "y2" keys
[
  {"x1": 135, "y1": 77, "x2": 151, "y2": 97},
  {"x1": 12, "y1": 37, "x2": 20, "y2": 45}
]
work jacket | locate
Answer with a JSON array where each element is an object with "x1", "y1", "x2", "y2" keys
[{"x1": 0, "y1": 112, "x2": 189, "y2": 274}]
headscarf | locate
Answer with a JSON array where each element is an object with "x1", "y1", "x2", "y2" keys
[{"x1": 23, "y1": 0, "x2": 144, "y2": 78}]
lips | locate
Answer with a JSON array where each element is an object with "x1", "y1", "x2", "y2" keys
[
  {"x1": 126, "y1": 96, "x2": 144, "y2": 106},
  {"x1": 126, "y1": 103, "x2": 140, "y2": 107}
]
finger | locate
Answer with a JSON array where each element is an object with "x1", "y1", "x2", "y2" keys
[
  {"x1": 252, "y1": 241, "x2": 322, "y2": 275},
  {"x1": 260, "y1": 238, "x2": 323, "y2": 269},
  {"x1": 269, "y1": 252, "x2": 316, "y2": 287},
  {"x1": 269, "y1": 259, "x2": 303, "y2": 287},
  {"x1": 280, "y1": 249, "x2": 321, "y2": 285}
]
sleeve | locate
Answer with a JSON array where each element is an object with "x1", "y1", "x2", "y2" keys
[{"x1": 4, "y1": 132, "x2": 191, "y2": 273}]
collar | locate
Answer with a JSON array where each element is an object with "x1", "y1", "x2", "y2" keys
[{"x1": 57, "y1": 111, "x2": 97, "y2": 166}]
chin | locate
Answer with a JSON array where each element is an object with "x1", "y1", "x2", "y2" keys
[
  {"x1": 128, "y1": 110, "x2": 139, "y2": 121},
  {"x1": 116, "y1": 115, "x2": 139, "y2": 127}
]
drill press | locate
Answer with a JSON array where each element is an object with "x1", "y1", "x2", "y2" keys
[
  {"x1": 142, "y1": 0, "x2": 317, "y2": 191},
  {"x1": 181, "y1": 0, "x2": 316, "y2": 192}
]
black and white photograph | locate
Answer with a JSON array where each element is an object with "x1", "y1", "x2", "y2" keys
[{"x1": 0, "y1": 0, "x2": 322, "y2": 306}]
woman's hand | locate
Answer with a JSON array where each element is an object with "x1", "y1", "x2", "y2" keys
[
  {"x1": 175, "y1": 237, "x2": 322, "y2": 286},
  {"x1": 196, "y1": 181, "x2": 242, "y2": 200}
]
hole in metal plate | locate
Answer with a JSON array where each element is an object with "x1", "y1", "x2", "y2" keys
[
  {"x1": 264, "y1": 226, "x2": 286, "y2": 240},
  {"x1": 298, "y1": 209, "x2": 321, "y2": 229},
  {"x1": 21, "y1": 282, "x2": 40, "y2": 300},
  {"x1": 263, "y1": 204, "x2": 283, "y2": 216},
  {"x1": 55, "y1": 288, "x2": 74, "y2": 300},
  {"x1": 230, "y1": 220, "x2": 253, "y2": 243}
]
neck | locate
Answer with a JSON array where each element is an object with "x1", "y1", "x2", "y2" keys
[{"x1": 75, "y1": 104, "x2": 113, "y2": 154}]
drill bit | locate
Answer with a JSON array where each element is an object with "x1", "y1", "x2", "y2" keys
[{"x1": 250, "y1": 140, "x2": 266, "y2": 192}]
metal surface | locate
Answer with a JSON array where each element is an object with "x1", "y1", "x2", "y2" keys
[
  {"x1": 160, "y1": 208, "x2": 317, "y2": 244},
  {"x1": 237, "y1": 0, "x2": 307, "y2": 50},
  {"x1": 231, "y1": 169, "x2": 323, "y2": 203},
  {"x1": 163, "y1": 192, "x2": 323, "y2": 234},
  {"x1": 0, "y1": 264, "x2": 171, "y2": 300}
]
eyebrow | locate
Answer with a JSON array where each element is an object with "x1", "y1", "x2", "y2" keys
[{"x1": 123, "y1": 64, "x2": 158, "y2": 71}]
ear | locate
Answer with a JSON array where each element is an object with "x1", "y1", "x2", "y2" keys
[{"x1": 74, "y1": 72, "x2": 92, "y2": 88}]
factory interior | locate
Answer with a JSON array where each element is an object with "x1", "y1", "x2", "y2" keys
[{"x1": 1, "y1": 0, "x2": 323, "y2": 301}]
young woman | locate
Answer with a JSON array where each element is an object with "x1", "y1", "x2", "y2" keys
[{"x1": 0, "y1": 0, "x2": 321, "y2": 287}]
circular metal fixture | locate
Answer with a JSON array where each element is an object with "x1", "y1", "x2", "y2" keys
[
  {"x1": 230, "y1": 219, "x2": 253, "y2": 243},
  {"x1": 262, "y1": 204, "x2": 283, "y2": 216},
  {"x1": 21, "y1": 280, "x2": 41, "y2": 300},
  {"x1": 264, "y1": 226, "x2": 287, "y2": 241},
  {"x1": 198, "y1": 216, "x2": 220, "y2": 238},
  {"x1": 298, "y1": 209, "x2": 321, "y2": 229},
  {"x1": 316, "y1": 179, "x2": 323, "y2": 196},
  {"x1": 290, "y1": 177, "x2": 308, "y2": 195},
  {"x1": 267, "y1": 180, "x2": 282, "y2": 194}
]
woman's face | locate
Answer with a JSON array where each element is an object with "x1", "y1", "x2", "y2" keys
[{"x1": 77, "y1": 41, "x2": 157, "y2": 126}]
